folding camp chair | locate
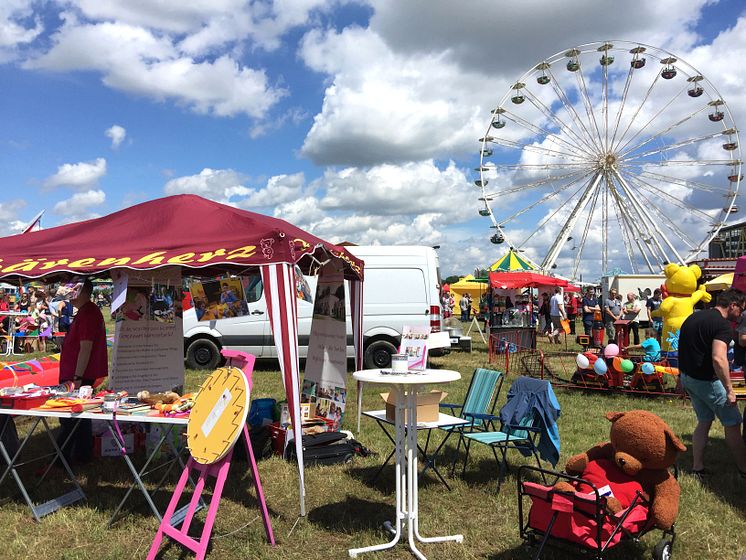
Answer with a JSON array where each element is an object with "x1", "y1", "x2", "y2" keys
[
  {"x1": 457, "y1": 376, "x2": 560, "y2": 492},
  {"x1": 437, "y1": 367, "x2": 504, "y2": 473}
]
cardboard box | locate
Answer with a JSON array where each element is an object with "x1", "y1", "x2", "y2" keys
[
  {"x1": 380, "y1": 390, "x2": 447, "y2": 424},
  {"x1": 93, "y1": 433, "x2": 142, "y2": 457}
]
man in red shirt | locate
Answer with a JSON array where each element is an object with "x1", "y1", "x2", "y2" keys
[{"x1": 57, "y1": 278, "x2": 108, "y2": 463}]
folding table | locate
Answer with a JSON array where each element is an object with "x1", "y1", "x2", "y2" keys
[
  {"x1": 363, "y1": 409, "x2": 468, "y2": 490},
  {"x1": 0, "y1": 408, "x2": 195, "y2": 524},
  {"x1": 349, "y1": 368, "x2": 464, "y2": 560}
]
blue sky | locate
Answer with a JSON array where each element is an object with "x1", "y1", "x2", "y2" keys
[{"x1": 1, "y1": 1, "x2": 745, "y2": 278}]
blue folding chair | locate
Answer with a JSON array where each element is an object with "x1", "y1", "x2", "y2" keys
[
  {"x1": 435, "y1": 368, "x2": 504, "y2": 477},
  {"x1": 457, "y1": 376, "x2": 560, "y2": 492}
]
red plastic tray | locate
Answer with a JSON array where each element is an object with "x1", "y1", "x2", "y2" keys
[{"x1": 0, "y1": 394, "x2": 50, "y2": 410}]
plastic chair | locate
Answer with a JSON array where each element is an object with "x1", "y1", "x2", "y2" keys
[
  {"x1": 438, "y1": 368, "x2": 504, "y2": 473},
  {"x1": 457, "y1": 376, "x2": 560, "y2": 492}
]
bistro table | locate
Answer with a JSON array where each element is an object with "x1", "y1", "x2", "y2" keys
[
  {"x1": 349, "y1": 368, "x2": 464, "y2": 560},
  {"x1": 0, "y1": 407, "x2": 195, "y2": 524}
]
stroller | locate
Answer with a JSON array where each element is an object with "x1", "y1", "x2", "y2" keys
[{"x1": 517, "y1": 465, "x2": 676, "y2": 560}]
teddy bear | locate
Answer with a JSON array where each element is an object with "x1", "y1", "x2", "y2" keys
[
  {"x1": 554, "y1": 410, "x2": 686, "y2": 530},
  {"x1": 654, "y1": 263, "x2": 711, "y2": 352}
]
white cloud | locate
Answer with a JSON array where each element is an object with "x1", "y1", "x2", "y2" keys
[
  {"x1": 0, "y1": 1, "x2": 43, "y2": 61},
  {"x1": 44, "y1": 158, "x2": 107, "y2": 189},
  {"x1": 25, "y1": 19, "x2": 287, "y2": 119},
  {"x1": 105, "y1": 124, "x2": 127, "y2": 149},
  {"x1": 164, "y1": 168, "x2": 248, "y2": 201},
  {"x1": 0, "y1": 199, "x2": 27, "y2": 235},
  {"x1": 53, "y1": 189, "x2": 106, "y2": 220}
]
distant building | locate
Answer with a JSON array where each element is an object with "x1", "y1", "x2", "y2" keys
[{"x1": 708, "y1": 220, "x2": 746, "y2": 259}]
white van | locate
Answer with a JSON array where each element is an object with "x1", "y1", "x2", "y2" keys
[{"x1": 182, "y1": 245, "x2": 445, "y2": 369}]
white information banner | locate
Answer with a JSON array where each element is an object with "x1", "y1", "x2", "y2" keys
[
  {"x1": 110, "y1": 267, "x2": 184, "y2": 393},
  {"x1": 302, "y1": 262, "x2": 347, "y2": 429}
]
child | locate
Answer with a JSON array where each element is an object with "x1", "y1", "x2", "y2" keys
[{"x1": 625, "y1": 328, "x2": 661, "y2": 362}]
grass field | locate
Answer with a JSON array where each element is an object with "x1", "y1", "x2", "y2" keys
[{"x1": 1, "y1": 325, "x2": 744, "y2": 559}]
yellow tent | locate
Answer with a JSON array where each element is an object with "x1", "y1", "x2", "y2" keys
[
  {"x1": 449, "y1": 274, "x2": 486, "y2": 315},
  {"x1": 704, "y1": 272, "x2": 733, "y2": 292}
]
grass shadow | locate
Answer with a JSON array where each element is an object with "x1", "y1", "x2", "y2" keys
[{"x1": 307, "y1": 495, "x2": 395, "y2": 534}]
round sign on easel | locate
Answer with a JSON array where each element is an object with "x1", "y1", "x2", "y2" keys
[{"x1": 186, "y1": 366, "x2": 250, "y2": 465}]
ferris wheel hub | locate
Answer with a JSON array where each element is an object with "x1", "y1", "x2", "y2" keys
[{"x1": 599, "y1": 152, "x2": 618, "y2": 170}]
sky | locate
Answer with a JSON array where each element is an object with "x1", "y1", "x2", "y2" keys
[{"x1": 1, "y1": 0, "x2": 746, "y2": 280}]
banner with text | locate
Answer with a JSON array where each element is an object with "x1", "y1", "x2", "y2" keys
[
  {"x1": 110, "y1": 267, "x2": 184, "y2": 393},
  {"x1": 302, "y1": 262, "x2": 347, "y2": 429}
]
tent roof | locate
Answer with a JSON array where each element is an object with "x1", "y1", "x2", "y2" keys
[
  {"x1": 704, "y1": 272, "x2": 733, "y2": 292},
  {"x1": 489, "y1": 271, "x2": 568, "y2": 289},
  {"x1": 489, "y1": 250, "x2": 536, "y2": 272},
  {"x1": 0, "y1": 194, "x2": 363, "y2": 281}
]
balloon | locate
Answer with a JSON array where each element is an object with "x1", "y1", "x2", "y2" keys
[
  {"x1": 621, "y1": 359, "x2": 634, "y2": 373},
  {"x1": 604, "y1": 343, "x2": 619, "y2": 358},
  {"x1": 594, "y1": 359, "x2": 608, "y2": 375},
  {"x1": 576, "y1": 353, "x2": 590, "y2": 369},
  {"x1": 612, "y1": 356, "x2": 623, "y2": 372},
  {"x1": 641, "y1": 362, "x2": 655, "y2": 375}
]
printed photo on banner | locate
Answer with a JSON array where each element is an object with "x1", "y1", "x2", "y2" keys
[
  {"x1": 190, "y1": 278, "x2": 249, "y2": 321},
  {"x1": 300, "y1": 380, "x2": 346, "y2": 430},
  {"x1": 114, "y1": 287, "x2": 150, "y2": 322},
  {"x1": 312, "y1": 282, "x2": 345, "y2": 322},
  {"x1": 149, "y1": 284, "x2": 181, "y2": 323},
  {"x1": 295, "y1": 265, "x2": 313, "y2": 303},
  {"x1": 400, "y1": 325, "x2": 430, "y2": 370}
]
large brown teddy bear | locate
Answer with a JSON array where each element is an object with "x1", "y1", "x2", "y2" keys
[{"x1": 555, "y1": 410, "x2": 686, "y2": 530}]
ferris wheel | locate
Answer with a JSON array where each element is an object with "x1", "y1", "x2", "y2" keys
[{"x1": 476, "y1": 41, "x2": 741, "y2": 280}]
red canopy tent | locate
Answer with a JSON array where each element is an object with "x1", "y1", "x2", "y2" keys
[
  {"x1": 488, "y1": 271, "x2": 568, "y2": 290},
  {"x1": 0, "y1": 194, "x2": 365, "y2": 517}
]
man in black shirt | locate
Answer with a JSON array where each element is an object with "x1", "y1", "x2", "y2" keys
[
  {"x1": 581, "y1": 287, "x2": 599, "y2": 336},
  {"x1": 679, "y1": 288, "x2": 746, "y2": 479}
]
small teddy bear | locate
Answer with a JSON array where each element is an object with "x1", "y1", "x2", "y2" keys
[{"x1": 554, "y1": 410, "x2": 686, "y2": 530}]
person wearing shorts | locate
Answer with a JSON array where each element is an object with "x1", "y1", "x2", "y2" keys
[{"x1": 678, "y1": 288, "x2": 746, "y2": 479}]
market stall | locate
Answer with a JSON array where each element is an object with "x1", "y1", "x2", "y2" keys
[
  {"x1": 488, "y1": 271, "x2": 569, "y2": 351},
  {"x1": 0, "y1": 194, "x2": 364, "y2": 517}
]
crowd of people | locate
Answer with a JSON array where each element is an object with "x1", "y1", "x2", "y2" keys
[{"x1": 0, "y1": 286, "x2": 79, "y2": 352}]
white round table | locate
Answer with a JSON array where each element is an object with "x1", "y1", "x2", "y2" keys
[{"x1": 348, "y1": 369, "x2": 463, "y2": 560}]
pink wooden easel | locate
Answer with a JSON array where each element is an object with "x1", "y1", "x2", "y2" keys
[{"x1": 146, "y1": 350, "x2": 275, "y2": 560}]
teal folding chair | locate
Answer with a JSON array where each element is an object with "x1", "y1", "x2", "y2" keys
[{"x1": 435, "y1": 367, "x2": 504, "y2": 477}]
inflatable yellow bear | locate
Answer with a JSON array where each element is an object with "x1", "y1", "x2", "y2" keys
[{"x1": 654, "y1": 263, "x2": 711, "y2": 353}]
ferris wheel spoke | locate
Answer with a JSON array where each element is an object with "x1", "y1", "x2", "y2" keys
[
  {"x1": 544, "y1": 67, "x2": 600, "y2": 154},
  {"x1": 607, "y1": 185, "x2": 639, "y2": 274},
  {"x1": 613, "y1": 170, "x2": 684, "y2": 264},
  {"x1": 611, "y1": 70, "x2": 664, "y2": 153},
  {"x1": 632, "y1": 185, "x2": 705, "y2": 260},
  {"x1": 609, "y1": 181, "x2": 658, "y2": 271},
  {"x1": 540, "y1": 172, "x2": 604, "y2": 270},
  {"x1": 603, "y1": 57, "x2": 610, "y2": 152},
  {"x1": 489, "y1": 162, "x2": 590, "y2": 171},
  {"x1": 520, "y1": 88, "x2": 600, "y2": 158},
  {"x1": 519, "y1": 182, "x2": 588, "y2": 247},
  {"x1": 486, "y1": 136, "x2": 590, "y2": 163},
  {"x1": 624, "y1": 131, "x2": 732, "y2": 162},
  {"x1": 501, "y1": 109, "x2": 597, "y2": 159},
  {"x1": 609, "y1": 54, "x2": 639, "y2": 150},
  {"x1": 622, "y1": 170, "x2": 716, "y2": 223},
  {"x1": 617, "y1": 105, "x2": 710, "y2": 159},
  {"x1": 498, "y1": 171, "x2": 595, "y2": 226},
  {"x1": 483, "y1": 169, "x2": 588, "y2": 198},
  {"x1": 615, "y1": 83, "x2": 689, "y2": 155},
  {"x1": 624, "y1": 159, "x2": 738, "y2": 168},
  {"x1": 626, "y1": 179, "x2": 699, "y2": 250},
  {"x1": 638, "y1": 170, "x2": 732, "y2": 194},
  {"x1": 572, "y1": 180, "x2": 603, "y2": 278},
  {"x1": 609, "y1": 171, "x2": 669, "y2": 264},
  {"x1": 573, "y1": 61, "x2": 605, "y2": 149}
]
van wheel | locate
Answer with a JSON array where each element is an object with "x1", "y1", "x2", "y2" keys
[
  {"x1": 186, "y1": 338, "x2": 221, "y2": 370},
  {"x1": 364, "y1": 339, "x2": 397, "y2": 369}
]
